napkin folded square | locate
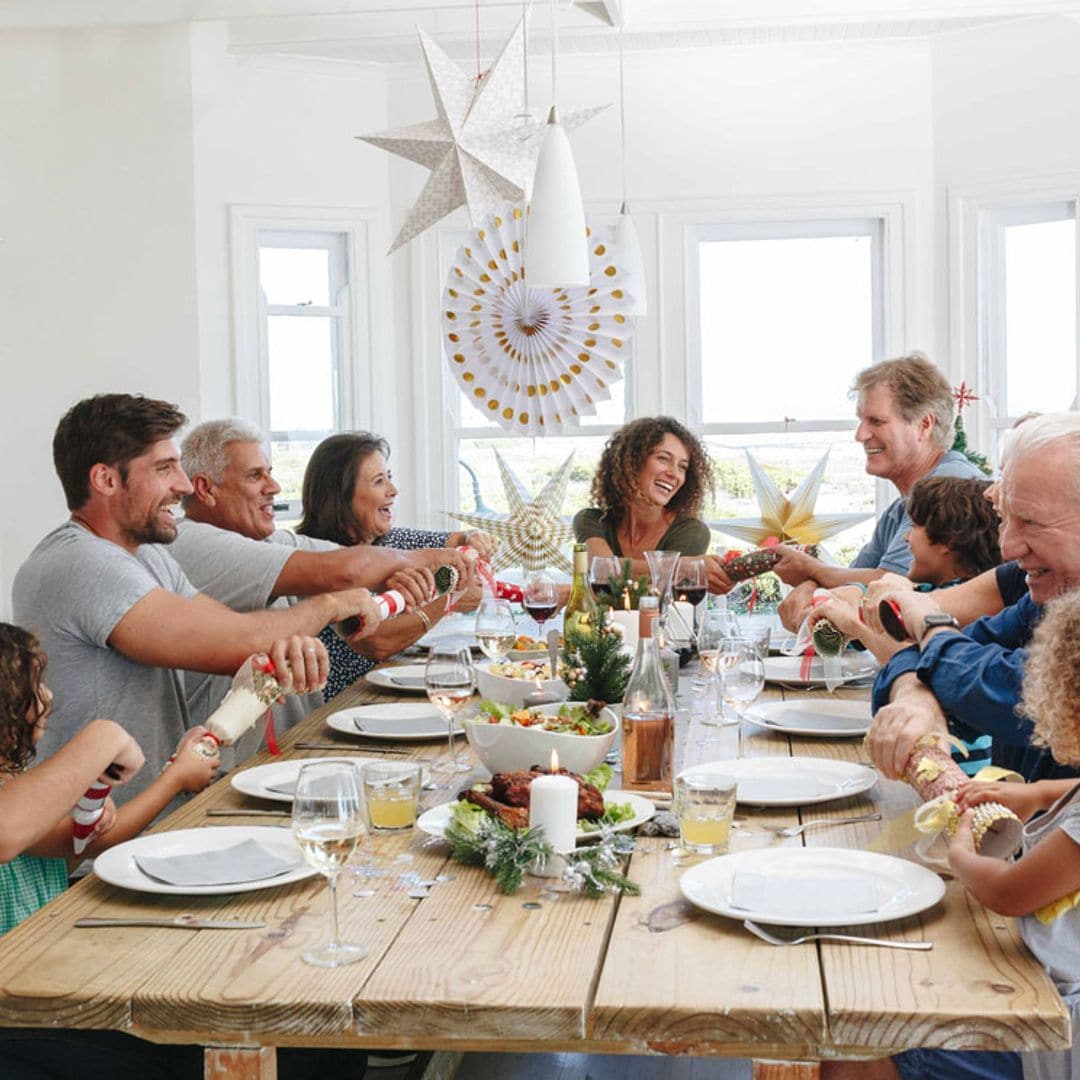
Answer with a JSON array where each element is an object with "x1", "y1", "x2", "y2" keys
[
  {"x1": 736, "y1": 777, "x2": 826, "y2": 802},
  {"x1": 731, "y1": 871, "x2": 879, "y2": 920},
  {"x1": 134, "y1": 839, "x2": 301, "y2": 886}
]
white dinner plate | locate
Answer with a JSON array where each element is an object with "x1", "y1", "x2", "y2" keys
[
  {"x1": 762, "y1": 654, "x2": 878, "y2": 686},
  {"x1": 327, "y1": 702, "x2": 451, "y2": 742},
  {"x1": 746, "y1": 699, "x2": 871, "y2": 738},
  {"x1": 417, "y1": 790, "x2": 655, "y2": 844},
  {"x1": 230, "y1": 756, "x2": 381, "y2": 803},
  {"x1": 680, "y1": 846, "x2": 945, "y2": 927},
  {"x1": 680, "y1": 757, "x2": 877, "y2": 807},
  {"x1": 93, "y1": 826, "x2": 318, "y2": 896},
  {"x1": 365, "y1": 663, "x2": 430, "y2": 693}
]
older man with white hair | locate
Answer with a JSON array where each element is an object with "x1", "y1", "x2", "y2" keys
[{"x1": 864, "y1": 411, "x2": 1080, "y2": 785}]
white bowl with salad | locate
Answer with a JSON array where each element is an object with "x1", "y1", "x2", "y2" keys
[
  {"x1": 474, "y1": 659, "x2": 569, "y2": 709},
  {"x1": 464, "y1": 700, "x2": 617, "y2": 775}
]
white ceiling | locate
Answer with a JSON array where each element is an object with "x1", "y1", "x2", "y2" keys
[{"x1": 3, "y1": 0, "x2": 1080, "y2": 62}]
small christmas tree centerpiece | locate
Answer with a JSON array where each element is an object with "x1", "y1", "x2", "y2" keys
[
  {"x1": 561, "y1": 606, "x2": 634, "y2": 704},
  {"x1": 598, "y1": 558, "x2": 651, "y2": 611}
]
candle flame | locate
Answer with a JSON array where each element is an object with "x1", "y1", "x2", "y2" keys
[{"x1": 550, "y1": 748, "x2": 560, "y2": 772}]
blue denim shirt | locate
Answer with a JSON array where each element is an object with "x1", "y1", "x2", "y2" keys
[{"x1": 871, "y1": 593, "x2": 1078, "y2": 782}]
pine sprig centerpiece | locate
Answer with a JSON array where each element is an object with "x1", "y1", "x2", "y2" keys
[
  {"x1": 561, "y1": 606, "x2": 634, "y2": 704},
  {"x1": 564, "y1": 831, "x2": 640, "y2": 898},
  {"x1": 444, "y1": 815, "x2": 551, "y2": 895},
  {"x1": 598, "y1": 558, "x2": 651, "y2": 610}
]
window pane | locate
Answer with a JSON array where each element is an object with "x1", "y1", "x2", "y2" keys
[
  {"x1": 1005, "y1": 219, "x2": 1077, "y2": 414},
  {"x1": 698, "y1": 235, "x2": 874, "y2": 422},
  {"x1": 267, "y1": 315, "x2": 335, "y2": 436},
  {"x1": 259, "y1": 247, "x2": 331, "y2": 306},
  {"x1": 704, "y1": 432, "x2": 876, "y2": 564}
]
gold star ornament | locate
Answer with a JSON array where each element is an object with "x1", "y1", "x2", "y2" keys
[
  {"x1": 451, "y1": 449, "x2": 576, "y2": 573},
  {"x1": 714, "y1": 449, "x2": 874, "y2": 547}
]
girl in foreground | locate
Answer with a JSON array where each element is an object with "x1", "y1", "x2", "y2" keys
[{"x1": 826, "y1": 589, "x2": 1080, "y2": 1080}]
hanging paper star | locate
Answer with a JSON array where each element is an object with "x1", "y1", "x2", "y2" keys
[
  {"x1": 450, "y1": 449, "x2": 576, "y2": 573},
  {"x1": 952, "y1": 382, "x2": 980, "y2": 413},
  {"x1": 713, "y1": 450, "x2": 874, "y2": 547},
  {"x1": 356, "y1": 14, "x2": 606, "y2": 253}
]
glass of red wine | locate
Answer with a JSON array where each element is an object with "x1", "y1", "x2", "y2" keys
[
  {"x1": 522, "y1": 569, "x2": 559, "y2": 639},
  {"x1": 588, "y1": 555, "x2": 620, "y2": 607},
  {"x1": 673, "y1": 556, "x2": 708, "y2": 642}
]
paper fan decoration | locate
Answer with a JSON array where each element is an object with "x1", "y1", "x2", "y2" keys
[
  {"x1": 451, "y1": 449, "x2": 576, "y2": 573},
  {"x1": 713, "y1": 449, "x2": 874, "y2": 547},
  {"x1": 442, "y1": 204, "x2": 635, "y2": 435}
]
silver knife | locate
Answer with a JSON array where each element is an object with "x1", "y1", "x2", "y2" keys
[
  {"x1": 75, "y1": 915, "x2": 266, "y2": 930},
  {"x1": 388, "y1": 675, "x2": 427, "y2": 688},
  {"x1": 206, "y1": 808, "x2": 290, "y2": 817}
]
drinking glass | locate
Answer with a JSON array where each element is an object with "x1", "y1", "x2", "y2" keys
[
  {"x1": 425, "y1": 645, "x2": 475, "y2": 774},
  {"x1": 719, "y1": 637, "x2": 766, "y2": 729},
  {"x1": 672, "y1": 556, "x2": 707, "y2": 641},
  {"x1": 522, "y1": 569, "x2": 558, "y2": 637},
  {"x1": 696, "y1": 608, "x2": 734, "y2": 727},
  {"x1": 291, "y1": 761, "x2": 367, "y2": 968},
  {"x1": 475, "y1": 599, "x2": 516, "y2": 663},
  {"x1": 674, "y1": 771, "x2": 737, "y2": 854},
  {"x1": 362, "y1": 761, "x2": 422, "y2": 833},
  {"x1": 588, "y1": 555, "x2": 621, "y2": 607},
  {"x1": 644, "y1": 549, "x2": 680, "y2": 616}
]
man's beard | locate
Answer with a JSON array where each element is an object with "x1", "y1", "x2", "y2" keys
[{"x1": 124, "y1": 509, "x2": 178, "y2": 546}]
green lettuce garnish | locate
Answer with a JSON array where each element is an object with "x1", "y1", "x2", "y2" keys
[{"x1": 582, "y1": 763, "x2": 614, "y2": 792}]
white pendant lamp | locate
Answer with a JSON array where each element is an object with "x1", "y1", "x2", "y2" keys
[
  {"x1": 615, "y1": 11, "x2": 647, "y2": 315},
  {"x1": 524, "y1": 0, "x2": 589, "y2": 288}
]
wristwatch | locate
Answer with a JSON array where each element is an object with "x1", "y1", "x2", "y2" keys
[{"x1": 917, "y1": 612, "x2": 961, "y2": 645}]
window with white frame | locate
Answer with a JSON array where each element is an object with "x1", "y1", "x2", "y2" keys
[
  {"x1": 441, "y1": 224, "x2": 631, "y2": 533},
  {"x1": 979, "y1": 201, "x2": 1079, "y2": 462},
  {"x1": 686, "y1": 218, "x2": 887, "y2": 561}
]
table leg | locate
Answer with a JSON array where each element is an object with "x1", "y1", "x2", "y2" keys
[
  {"x1": 205, "y1": 1045, "x2": 276, "y2": 1079},
  {"x1": 752, "y1": 1060, "x2": 821, "y2": 1080}
]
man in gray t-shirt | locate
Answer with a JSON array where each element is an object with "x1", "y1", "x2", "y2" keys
[{"x1": 13, "y1": 394, "x2": 384, "y2": 808}]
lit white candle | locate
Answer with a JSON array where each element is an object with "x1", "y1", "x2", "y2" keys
[
  {"x1": 528, "y1": 750, "x2": 578, "y2": 862},
  {"x1": 668, "y1": 601, "x2": 695, "y2": 643},
  {"x1": 608, "y1": 609, "x2": 639, "y2": 653}
]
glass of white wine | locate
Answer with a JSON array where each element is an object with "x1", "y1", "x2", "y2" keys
[
  {"x1": 475, "y1": 599, "x2": 516, "y2": 663},
  {"x1": 719, "y1": 636, "x2": 766, "y2": 730},
  {"x1": 425, "y1": 645, "x2": 476, "y2": 775},
  {"x1": 696, "y1": 608, "x2": 735, "y2": 727},
  {"x1": 291, "y1": 761, "x2": 367, "y2": 968}
]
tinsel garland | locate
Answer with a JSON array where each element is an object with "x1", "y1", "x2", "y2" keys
[{"x1": 444, "y1": 815, "x2": 640, "y2": 898}]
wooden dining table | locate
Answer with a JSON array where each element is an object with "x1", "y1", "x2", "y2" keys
[{"x1": 0, "y1": 660, "x2": 1069, "y2": 1079}]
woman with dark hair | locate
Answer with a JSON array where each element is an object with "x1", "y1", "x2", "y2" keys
[
  {"x1": 297, "y1": 433, "x2": 494, "y2": 701},
  {"x1": 573, "y1": 416, "x2": 715, "y2": 577}
]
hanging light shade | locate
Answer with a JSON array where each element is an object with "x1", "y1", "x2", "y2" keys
[
  {"x1": 615, "y1": 200, "x2": 647, "y2": 316},
  {"x1": 525, "y1": 106, "x2": 589, "y2": 288}
]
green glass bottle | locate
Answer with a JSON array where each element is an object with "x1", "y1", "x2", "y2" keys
[{"x1": 563, "y1": 543, "x2": 599, "y2": 638}]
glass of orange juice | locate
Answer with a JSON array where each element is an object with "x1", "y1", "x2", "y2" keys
[
  {"x1": 674, "y1": 770, "x2": 737, "y2": 855},
  {"x1": 362, "y1": 761, "x2": 422, "y2": 833}
]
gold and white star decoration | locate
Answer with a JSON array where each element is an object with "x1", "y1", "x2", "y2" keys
[
  {"x1": 443, "y1": 203, "x2": 634, "y2": 435},
  {"x1": 713, "y1": 450, "x2": 874, "y2": 547},
  {"x1": 451, "y1": 449, "x2": 576, "y2": 573},
  {"x1": 357, "y1": 15, "x2": 606, "y2": 253}
]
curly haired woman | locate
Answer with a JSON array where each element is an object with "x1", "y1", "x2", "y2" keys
[{"x1": 573, "y1": 416, "x2": 715, "y2": 580}]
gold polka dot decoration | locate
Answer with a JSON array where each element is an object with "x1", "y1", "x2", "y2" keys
[{"x1": 441, "y1": 202, "x2": 637, "y2": 436}]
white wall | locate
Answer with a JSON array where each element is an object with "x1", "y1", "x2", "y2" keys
[{"x1": 0, "y1": 25, "x2": 200, "y2": 618}]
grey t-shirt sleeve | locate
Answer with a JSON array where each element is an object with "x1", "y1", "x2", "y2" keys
[
  {"x1": 68, "y1": 541, "x2": 170, "y2": 646},
  {"x1": 269, "y1": 529, "x2": 339, "y2": 553},
  {"x1": 171, "y1": 521, "x2": 291, "y2": 612},
  {"x1": 849, "y1": 499, "x2": 913, "y2": 574},
  {"x1": 573, "y1": 507, "x2": 608, "y2": 543}
]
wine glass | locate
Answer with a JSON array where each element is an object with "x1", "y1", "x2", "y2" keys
[
  {"x1": 291, "y1": 761, "x2": 367, "y2": 968},
  {"x1": 425, "y1": 645, "x2": 475, "y2": 775},
  {"x1": 522, "y1": 569, "x2": 558, "y2": 638},
  {"x1": 719, "y1": 637, "x2": 766, "y2": 731},
  {"x1": 672, "y1": 556, "x2": 707, "y2": 641},
  {"x1": 475, "y1": 599, "x2": 516, "y2": 662},
  {"x1": 696, "y1": 608, "x2": 733, "y2": 728},
  {"x1": 588, "y1": 555, "x2": 621, "y2": 606}
]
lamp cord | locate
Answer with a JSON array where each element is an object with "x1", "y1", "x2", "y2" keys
[
  {"x1": 550, "y1": 0, "x2": 558, "y2": 109},
  {"x1": 619, "y1": 9, "x2": 628, "y2": 208}
]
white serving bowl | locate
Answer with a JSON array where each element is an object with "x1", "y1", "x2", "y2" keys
[
  {"x1": 474, "y1": 661, "x2": 569, "y2": 709},
  {"x1": 464, "y1": 703, "x2": 617, "y2": 776}
]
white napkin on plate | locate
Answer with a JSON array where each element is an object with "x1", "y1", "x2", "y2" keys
[
  {"x1": 134, "y1": 839, "x2": 301, "y2": 886},
  {"x1": 731, "y1": 871, "x2": 879, "y2": 920}
]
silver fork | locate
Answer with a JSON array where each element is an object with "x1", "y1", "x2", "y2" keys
[
  {"x1": 768, "y1": 812, "x2": 882, "y2": 838},
  {"x1": 743, "y1": 920, "x2": 932, "y2": 950}
]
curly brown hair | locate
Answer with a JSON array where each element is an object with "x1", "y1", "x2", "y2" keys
[
  {"x1": 906, "y1": 475, "x2": 1001, "y2": 579},
  {"x1": 589, "y1": 417, "x2": 713, "y2": 524},
  {"x1": 1021, "y1": 590, "x2": 1080, "y2": 767},
  {"x1": 0, "y1": 624, "x2": 47, "y2": 775}
]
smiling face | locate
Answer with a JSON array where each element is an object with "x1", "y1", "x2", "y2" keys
[
  {"x1": 113, "y1": 438, "x2": 192, "y2": 547},
  {"x1": 200, "y1": 440, "x2": 280, "y2": 541},
  {"x1": 854, "y1": 384, "x2": 937, "y2": 492},
  {"x1": 905, "y1": 524, "x2": 957, "y2": 585},
  {"x1": 351, "y1": 450, "x2": 398, "y2": 542},
  {"x1": 637, "y1": 433, "x2": 689, "y2": 508},
  {"x1": 1000, "y1": 442, "x2": 1080, "y2": 604}
]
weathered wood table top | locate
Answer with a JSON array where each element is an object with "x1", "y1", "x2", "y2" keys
[{"x1": 0, "y1": 661, "x2": 1069, "y2": 1079}]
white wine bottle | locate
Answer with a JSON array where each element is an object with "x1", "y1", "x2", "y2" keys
[{"x1": 563, "y1": 542, "x2": 599, "y2": 638}]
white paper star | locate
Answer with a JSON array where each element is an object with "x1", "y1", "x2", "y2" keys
[
  {"x1": 713, "y1": 450, "x2": 874, "y2": 547},
  {"x1": 357, "y1": 15, "x2": 606, "y2": 253},
  {"x1": 450, "y1": 449, "x2": 576, "y2": 573}
]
